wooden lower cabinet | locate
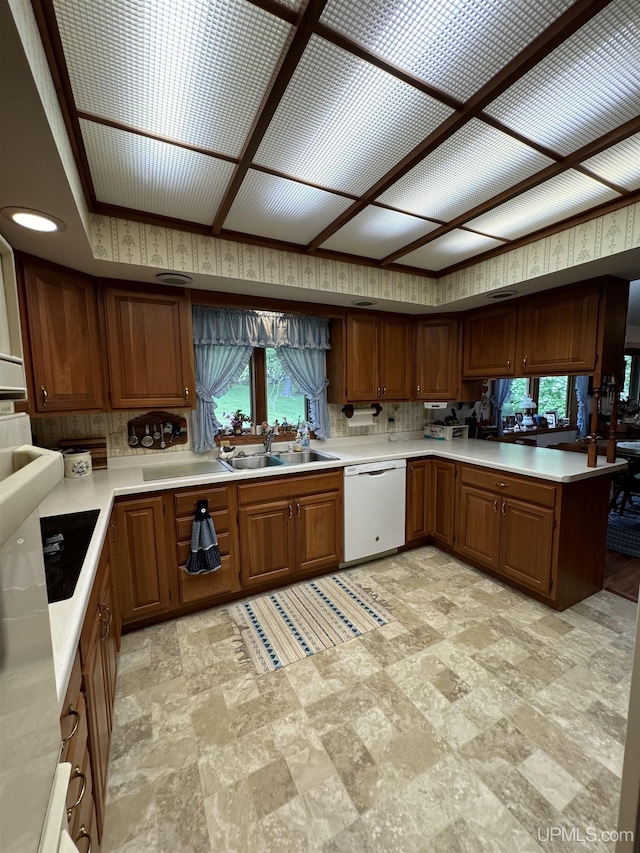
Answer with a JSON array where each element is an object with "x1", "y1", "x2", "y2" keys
[
  {"x1": 500, "y1": 499, "x2": 554, "y2": 593},
  {"x1": 238, "y1": 472, "x2": 343, "y2": 589},
  {"x1": 456, "y1": 485, "x2": 501, "y2": 571},
  {"x1": 113, "y1": 495, "x2": 171, "y2": 623},
  {"x1": 406, "y1": 459, "x2": 431, "y2": 543},
  {"x1": 431, "y1": 460, "x2": 455, "y2": 547}
]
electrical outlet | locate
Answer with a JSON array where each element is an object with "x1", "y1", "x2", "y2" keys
[{"x1": 387, "y1": 417, "x2": 396, "y2": 433}]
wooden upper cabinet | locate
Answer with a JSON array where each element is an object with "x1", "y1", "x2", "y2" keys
[
  {"x1": 518, "y1": 285, "x2": 599, "y2": 375},
  {"x1": 414, "y1": 318, "x2": 459, "y2": 401},
  {"x1": 104, "y1": 286, "x2": 194, "y2": 409},
  {"x1": 462, "y1": 304, "x2": 517, "y2": 378},
  {"x1": 380, "y1": 316, "x2": 412, "y2": 401},
  {"x1": 22, "y1": 262, "x2": 104, "y2": 412},
  {"x1": 345, "y1": 314, "x2": 380, "y2": 401}
]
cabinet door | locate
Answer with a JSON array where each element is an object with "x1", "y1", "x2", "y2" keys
[
  {"x1": 431, "y1": 460, "x2": 456, "y2": 547},
  {"x1": 380, "y1": 316, "x2": 412, "y2": 401},
  {"x1": 295, "y1": 491, "x2": 342, "y2": 575},
  {"x1": 22, "y1": 263, "x2": 104, "y2": 412},
  {"x1": 519, "y1": 286, "x2": 599, "y2": 375},
  {"x1": 346, "y1": 314, "x2": 379, "y2": 401},
  {"x1": 406, "y1": 459, "x2": 431, "y2": 542},
  {"x1": 104, "y1": 287, "x2": 193, "y2": 409},
  {"x1": 414, "y1": 319, "x2": 459, "y2": 400},
  {"x1": 83, "y1": 610, "x2": 110, "y2": 838},
  {"x1": 239, "y1": 500, "x2": 294, "y2": 588},
  {"x1": 455, "y1": 485, "x2": 501, "y2": 570},
  {"x1": 113, "y1": 496, "x2": 171, "y2": 623},
  {"x1": 462, "y1": 305, "x2": 516, "y2": 378},
  {"x1": 500, "y1": 498, "x2": 554, "y2": 593}
]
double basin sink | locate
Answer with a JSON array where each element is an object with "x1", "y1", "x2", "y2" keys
[{"x1": 219, "y1": 449, "x2": 338, "y2": 471}]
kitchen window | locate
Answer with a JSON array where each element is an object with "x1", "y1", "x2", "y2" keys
[{"x1": 501, "y1": 376, "x2": 572, "y2": 421}]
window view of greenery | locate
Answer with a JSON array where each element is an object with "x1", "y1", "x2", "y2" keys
[
  {"x1": 215, "y1": 361, "x2": 252, "y2": 429},
  {"x1": 538, "y1": 376, "x2": 569, "y2": 419},
  {"x1": 501, "y1": 378, "x2": 530, "y2": 418},
  {"x1": 623, "y1": 354, "x2": 632, "y2": 400},
  {"x1": 266, "y1": 348, "x2": 307, "y2": 428}
]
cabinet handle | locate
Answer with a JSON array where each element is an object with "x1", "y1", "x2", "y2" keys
[
  {"x1": 184, "y1": 386, "x2": 190, "y2": 403},
  {"x1": 75, "y1": 826, "x2": 92, "y2": 853},
  {"x1": 495, "y1": 482, "x2": 510, "y2": 488},
  {"x1": 501, "y1": 501, "x2": 506, "y2": 516},
  {"x1": 100, "y1": 615, "x2": 109, "y2": 640},
  {"x1": 66, "y1": 766, "x2": 86, "y2": 820},
  {"x1": 101, "y1": 603, "x2": 113, "y2": 626},
  {"x1": 523, "y1": 356, "x2": 527, "y2": 371},
  {"x1": 41, "y1": 385, "x2": 48, "y2": 407},
  {"x1": 493, "y1": 498, "x2": 498, "y2": 513},
  {"x1": 382, "y1": 387, "x2": 387, "y2": 396},
  {"x1": 377, "y1": 387, "x2": 381, "y2": 398},
  {"x1": 288, "y1": 504, "x2": 292, "y2": 520},
  {"x1": 110, "y1": 522, "x2": 117, "y2": 541},
  {"x1": 506, "y1": 360, "x2": 510, "y2": 370},
  {"x1": 61, "y1": 705, "x2": 80, "y2": 744},
  {"x1": 296, "y1": 502, "x2": 301, "y2": 518},
  {"x1": 416, "y1": 385, "x2": 420, "y2": 396}
]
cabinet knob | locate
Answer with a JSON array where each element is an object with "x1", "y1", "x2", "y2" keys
[
  {"x1": 41, "y1": 385, "x2": 48, "y2": 407},
  {"x1": 184, "y1": 386, "x2": 190, "y2": 403},
  {"x1": 75, "y1": 826, "x2": 92, "y2": 853},
  {"x1": 66, "y1": 765, "x2": 87, "y2": 820}
]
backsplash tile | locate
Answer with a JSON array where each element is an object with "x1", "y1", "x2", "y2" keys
[
  {"x1": 32, "y1": 410, "x2": 192, "y2": 457},
  {"x1": 328, "y1": 403, "x2": 424, "y2": 437}
]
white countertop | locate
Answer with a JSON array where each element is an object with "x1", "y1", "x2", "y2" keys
[{"x1": 42, "y1": 432, "x2": 627, "y2": 707}]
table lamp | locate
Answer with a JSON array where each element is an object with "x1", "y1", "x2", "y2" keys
[{"x1": 520, "y1": 395, "x2": 537, "y2": 427}]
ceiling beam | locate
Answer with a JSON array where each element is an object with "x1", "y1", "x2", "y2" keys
[
  {"x1": 305, "y1": 0, "x2": 615, "y2": 252},
  {"x1": 210, "y1": 0, "x2": 330, "y2": 235},
  {"x1": 380, "y1": 116, "x2": 640, "y2": 265}
]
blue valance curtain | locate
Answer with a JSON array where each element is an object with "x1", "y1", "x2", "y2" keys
[
  {"x1": 492, "y1": 379, "x2": 513, "y2": 435},
  {"x1": 191, "y1": 307, "x2": 332, "y2": 452},
  {"x1": 576, "y1": 375, "x2": 590, "y2": 437}
]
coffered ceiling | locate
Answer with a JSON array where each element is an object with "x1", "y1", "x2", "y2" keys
[{"x1": 27, "y1": 0, "x2": 640, "y2": 276}]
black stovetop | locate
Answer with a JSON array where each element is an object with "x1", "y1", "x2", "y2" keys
[{"x1": 40, "y1": 509, "x2": 100, "y2": 603}]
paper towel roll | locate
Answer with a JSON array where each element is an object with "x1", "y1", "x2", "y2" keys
[{"x1": 347, "y1": 410, "x2": 375, "y2": 428}]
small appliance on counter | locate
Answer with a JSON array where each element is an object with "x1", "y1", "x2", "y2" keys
[{"x1": 423, "y1": 403, "x2": 469, "y2": 441}]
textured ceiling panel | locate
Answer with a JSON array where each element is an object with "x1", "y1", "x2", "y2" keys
[
  {"x1": 81, "y1": 120, "x2": 235, "y2": 224},
  {"x1": 582, "y1": 133, "x2": 640, "y2": 191},
  {"x1": 485, "y1": 0, "x2": 640, "y2": 155},
  {"x1": 321, "y1": 0, "x2": 574, "y2": 102},
  {"x1": 320, "y1": 206, "x2": 440, "y2": 259},
  {"x1": 378, "y1": 119, "x2": 555, "y2": 222},
  {"x1": 53, "y1": 0, "x2": 290, "y2": 157},
  {"x1": 398, "y1": 230, "x2": 505, "y2": 271},
  {"x1": 466, "y1": 170, "x2": 621, "y2": 240},
  {"x1": 223, "y1": 170, "x2": 354, "y2": 245},
  {"x1": 254, "y1": 36, "x2": 453, "y2": 195}
]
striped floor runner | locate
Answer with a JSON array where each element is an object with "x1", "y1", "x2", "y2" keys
[{"x1": 227, "y1": 575, "x2": 394, "y2": 674}]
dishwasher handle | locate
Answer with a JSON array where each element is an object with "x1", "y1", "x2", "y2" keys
[{"x1": 363, "y1": 470, "x2": 388, "y2": 476}]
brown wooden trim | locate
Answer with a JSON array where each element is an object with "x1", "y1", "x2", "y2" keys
[
  {"x1": 244, "y1": 0, "x2": 297, "y2": 24},
  {"x1": 252, "y1": 348, "x2": 267, "y2": 425},
  {"x1": 76, "y1": 112, "x2": 238, "y2": 164},
  {"x1": 211, "y1": 1, "x2": 330, "y2": 234},
  {"x1": 191, "y1": 288, "x2": 347, "y2": 318},
  {"x1": 572, "y1": 165, "x2": 629, "y2": 196},
  {"x1": 93, "y1": 202, "x2": 215, "y2": 237},
  {"x1": 30, "y1": 0, "x2": 97, "y2": 206},
  {"x1": 305, "y1": 0, "x2": 614, "y2": 252},
  {"x1": 250, "y1": 164, "x2": 359, "y2": 200},
  {"x1": 432, "y1": 189, "x2": 640, "y2": 279},
  {"x1": 315, "y1": 22, "x2": 462, "y2": 111}
]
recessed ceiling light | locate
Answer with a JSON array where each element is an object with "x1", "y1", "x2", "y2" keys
[
  {"x1": 351, "y1": 299, "x2": 377, "y2": 307},
  {"x1": 487, "y1": 290, "x2": 518, "y2": 299},
  {"x1": 1, "y1": 207, "x2": 66, "y2": 232},
  {"x1": 156, "y1": 272, "x2": 193, "y2": 286}
]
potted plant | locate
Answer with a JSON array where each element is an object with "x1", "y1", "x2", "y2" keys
[{"x1": 227, "y1": 409, "x2": 251, "y2": 435}]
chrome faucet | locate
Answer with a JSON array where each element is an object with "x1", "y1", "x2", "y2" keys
[{"x1": 263, "y1": 427, "x2": 274, "y2": 453}]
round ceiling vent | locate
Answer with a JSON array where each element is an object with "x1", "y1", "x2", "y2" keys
[
  {"x1": 156, "y1": 271, "x2": 193, "y2": 286},
  {"x1": 486, "y1": 290, "x2": 518, "y2": 300},
  {"x1": 351, "y1": 299, "x2": 377, "y2": 307}
]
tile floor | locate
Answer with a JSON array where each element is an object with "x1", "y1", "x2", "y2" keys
[{"x1": 101, "y1": 547, "x2": 637, "y2": 853}]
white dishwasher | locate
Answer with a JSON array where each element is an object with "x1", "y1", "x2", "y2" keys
[{"x1": 343, "y1": 459, "x2": 407, "y2": 564}]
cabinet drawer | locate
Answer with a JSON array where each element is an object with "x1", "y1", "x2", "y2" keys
[
  {"x1": 177, "y1": 530, "x2": 231, "y2": 564},
  {"x1": 237, "y1": 471, "x2": 342, "y2": 505},
  {"x1": 176, "y1": 508, "x2": 230, "y2": 540},
  {"x1": 178, "y1": 555, "x2": 237, "y2": 605},
  {"x1": 461, "y1": 465, "x2": 556, "y2": 508},
  {"x1": 67, "y1": 746, "x2": 94, "y2": 841},
  {"x1": 62, "y1": 690, "x2": 88, "y2": 767},
  {"x1": 174, "y1": 486, "x2": 230, "y2": 517},
  {"x1": 60, "y1": 650, "x2": 83, "y2": 756}
]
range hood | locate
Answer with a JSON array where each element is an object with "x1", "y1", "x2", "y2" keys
[{"x1": 0, "y1": 235, "x2": 27, "y2": 399}]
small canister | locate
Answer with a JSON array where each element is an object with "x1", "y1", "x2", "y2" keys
[{"x1": 63, "y1": 449, "x2": 93, "y2": 478}]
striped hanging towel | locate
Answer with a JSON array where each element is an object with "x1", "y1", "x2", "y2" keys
[{"x1": 184, "y1": 500, "x2": 222, "y2": 575}]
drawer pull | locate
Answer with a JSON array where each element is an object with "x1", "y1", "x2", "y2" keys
[
  {"x1": 495, "y1": 482, "x2": 510, "y2": 488},
  {"x1": 61, "y1": 706, "x2": 80, "y2": 743},
  {"x1": 66, "y1": 766, "x2": 86, "y2": 819},
  {"x1": 493, "y1": 498, "x2": 498, "y2": 513},
  {"x1": 100, "y1": 615, "x2": 109, "y2": 640},
  {"x1": 41, "y1": 385, "x2": 48, "y2": 407},
  {"x1": 501, "y1": 500, "x2": 506, "y2": 516},
  {"x1": 101, "y1": 603, "x2": 113, "y2": 626},
  {"x1": 75, "y1": 825, "x2": 92, "y2": 853}
]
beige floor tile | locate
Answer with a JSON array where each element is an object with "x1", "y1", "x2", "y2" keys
[
  {"x1": 204, "y1": 780, "x2": 266, "y2": 853},
  {"x1": 285, "y1": 736, "x2": 337, "y2": 794},
  {"x1": 248, "y1": 756, "x2": 299, "y2": 819},
  {"x1": 518, "y1": 749, "x2": 584, "y2": 810},
  {"x1": 322, "y1": 723, "x2": 388, "y2": 814},
  {"x1": 101, "y1": 782, "x2": 156, "y2": 852},
  {"x1": 156, "y1": 763, "x2": 210, "y2": 853}
]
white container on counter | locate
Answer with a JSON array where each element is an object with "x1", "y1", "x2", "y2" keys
[{"x1": 63, "y1": 449, "x2": 92, "y2": 478}]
